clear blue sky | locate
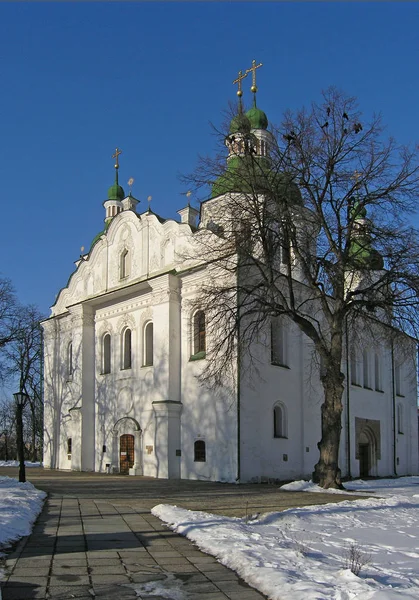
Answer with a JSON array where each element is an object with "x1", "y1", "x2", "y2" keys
[{"x1": 1, "y1": 2, "x2": 419, "y2": 316}]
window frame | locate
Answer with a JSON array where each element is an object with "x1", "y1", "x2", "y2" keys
[
  {"x1": 102, "y1": 333, "x2": 111, "y2": 374},
  {"x1": 121, "y1": 327, "x2": 132, "y2": 370},
  {"x1": 67, "y1": 342, "x2": 73, "y2": 380},
  {"x1": 191, "y1": 310, "x2": 206, "y2": 359},
  {"x1": 143, "y1": 321, "x2": 154, "y2": 367},
  {"x1": 194, "y1": 440, "x2": 206, "y2": 462},
  {"x1": 120, "y1": 248, "x2": 129, "y2": 280},
  {"x1": 397, "y1": 403, "x2": 404, "y2": 434},
  {"x1": 395, "y1": 363, "x2": 403, "y2": 397},
  {"x1": 271, "y1": 318, "x2": 288, "y2": 368},
  {"x1": 273, "y1": 403, "x2": 288, "y2": 439},
  {"x1": 363, "y1": 349, "x2": 372, "y2": 389}
]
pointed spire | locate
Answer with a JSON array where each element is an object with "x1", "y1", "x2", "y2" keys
[{"x1": 112, "y1": 147, "x2": 122, "y2": 186}]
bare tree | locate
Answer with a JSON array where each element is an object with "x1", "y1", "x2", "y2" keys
[
  {"x1": 1, "y1": 306, "x2": 45, "y2": 461},
  {"x1": 187, "y1": 88, "x2": 419, "y2": 488},
  {"x1": 0, "y1": 277, "x2": 19, "y2": 350}
]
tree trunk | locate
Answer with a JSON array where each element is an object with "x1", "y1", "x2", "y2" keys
[
  {"x1": 313, "y1": 364, "x2": 345, "y2": 489},
  {"x1": 30, "y1": 404, "x2": 38, "y2": 462}
]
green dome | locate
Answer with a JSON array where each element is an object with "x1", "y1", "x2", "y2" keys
[
  {"x1": 229, "y1": 113, "x2": 251, "y2": 134},
  {"x1": 350, "y1": 199, "x2": 367, "y2": 220},
  {"x1": 107, "y1": 182, "x2": 125, "y2": 201},
  {"x1": 348, "y1": 233, "x2": 384, "y2": 271},
  {"x1": 211, "y1": 155, "x2": 303, "y2": 205},
  {"x1": 246, "y1": 106, "x2": 268, "y2": 130}
]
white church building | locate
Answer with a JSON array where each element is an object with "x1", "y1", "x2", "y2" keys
[{"x1": 42, "y1": 78, "x2": 418, "y2": 483}]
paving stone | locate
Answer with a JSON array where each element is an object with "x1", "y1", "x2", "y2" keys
[
  {"x1": 6, "y1": 576, "x2": 48, "y2": 586},
  {"x1": 52, "y1": 558, "x2": 87, "y2": 566},
  {"x1": 182, "y1": 581, "x2": 220, "y2": 593},
  {"x1": 90, "y1": 574, "x2": 131, "y2": 584},
  {"x1": 10, "y1": 558, "x2": 51, "y2": 568},
  {"x1": 46, "y1": 585, "x2": 93, "y2": 598},
  {"x1": 93, "y1": 585, "x2": 138, "y2": 598},
  {"x1": 49, "y1": 575, "x2": 91, "y2": 586},
  {"x1": 0, "y1": 585, "x2": 47, "y2": 599},
  {"x1": 11, "y1": 567, "x2": 51, "y2": 577},
  {"x1": 51, "y1": 565, "x2": 88, "y2": 576},
  {"x1": 89, "y1": 564, "x2": 127, "y2": 574},
  {"x1": 187, "y1": 594, "x2": 228, "y2": 600},
  {"x1": 86, "y1": 550, "x2": 119, "y2": 558},
  {"x1": 204, "y1": 570, "x2": 240, "y2": 581},
  {"x1": 87, "y1": 558, "x2": 122, "y2": 566},
  {"x1": 225, "y1": 590, "x2": 266, "y2": 599}
]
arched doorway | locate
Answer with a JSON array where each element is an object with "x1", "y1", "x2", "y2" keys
[
  {"x1": 112, "y1": 417, "x2": 143, "y2": 475},
  {"x1": 358, "y1": 427, "x2": 377, "y2": 478},
  {"x1": 119, "y1": 434, "x2": 134, "y2": 475}
]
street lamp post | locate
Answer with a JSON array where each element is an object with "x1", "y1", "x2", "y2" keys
[{"x1": 13, "y1": 392, "x2": 29, "y2": 483}]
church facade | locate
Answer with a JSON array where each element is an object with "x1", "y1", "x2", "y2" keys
[{"x1": 42, "y1": 82, "x2": 418, "y2": 483}]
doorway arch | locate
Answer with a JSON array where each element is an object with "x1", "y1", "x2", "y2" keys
[
  {"x1": 358, "y1": 426, "x2": 377, "y2": 478},
  {"x1": 112, "y1": 417, "x2": 143, "y2": 475}
]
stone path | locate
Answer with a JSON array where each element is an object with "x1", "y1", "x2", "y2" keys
[
  {"x1": 0, "y1": 468, "x2": 366, "y2": 600},
  {"x1": 1, "y1": 496, "x2": 266, "y2": 600}
]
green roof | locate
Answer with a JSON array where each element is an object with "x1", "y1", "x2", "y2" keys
[
  {"x1": 246, "y1": 106, "x2": 268, "y2": 130},
  {"x1": 107, "y1": 182, "x2": 125, "y2": 201},
  {"x1": 229, "y1": 113, "x2": 251, "y2": 135},
  {"x1": 211, "y1": 155, "x2": 303, "y2": 205},
  {"x1": 348, "y1": 235, "x2": 384, "y2": 271}
]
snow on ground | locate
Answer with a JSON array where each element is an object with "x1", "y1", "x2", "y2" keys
[
  {"x1": 0, "y1": 476, "x2": 46, "y2": 551},
  {"x1": 0, "y1": 461, "x2": 41, "y2": 468},
  {"x1": 0, "y1": 476, "x2": 46, "y2": 585},
  {"x1": 153, "y1": 477, "x2": 419, "y2": 600}
]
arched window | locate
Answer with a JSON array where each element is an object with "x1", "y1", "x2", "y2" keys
[
  {"x1": 102, "y1": 333, "x2": 111, "y2": 374},
  {"x1": 122, "y1": 328, "x2": 132, "y2": 370},
  {"x1": 120, "y1": 249, "x2": 129, "y2": 279},
  {"x1": 350, "y1": 348, "x2": 359, "y2": 386},
  {"x1": 273, "y1": 403, "x2": 287, "y2": 438},
  {"x1": 363, "y1": 349, "x2": 371, "y2": 389},
  {"x1": 374, "y1": 353, "x2": 382, "y2": 391},
  {"x1": 67, "y1": 342, "x2": 73, "y2": 379},
  {"x1": 271, "y1": 318, "x2": 288, "y2": 367},
  {"x1": 193, "y1": 311, "x2": 206, "y2": 355},
  {"x1": 144, "y1": 322, "x2": 153, "y2": 366},
  {"x1": 194, "y1": 440, "x2": 206, "y2": 462},
  {"x1": 397, "y1": 403, "x2": 404, "y2": 434},
  {"x1": 395, "y1": 363, "x2": 403, "y2": 396}
]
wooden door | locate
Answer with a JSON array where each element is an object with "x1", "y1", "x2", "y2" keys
[
  {"x1": 120, "y1": 434, "x2": 134, "y2": 475},
  {"x1": 359, "y1": 443, "x2": 369, "y2": 478}
]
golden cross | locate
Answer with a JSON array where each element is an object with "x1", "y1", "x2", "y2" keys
[
  {"x1": 233, "y1": 69, "x2": 248, "y2": 97},
  {"x1": 352, "y1": 170, "x2": 362, "y2": 186},
  {"x1": 246, "y1": 59, "x2": 263, "y2": 92},
  {"x1": 112, "y1": 147, "x2": 122, "y2": 169}
]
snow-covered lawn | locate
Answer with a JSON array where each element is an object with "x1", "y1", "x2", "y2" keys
[
  {"x1": 0, "y1": 461, "x2": 41, "y2": 468},
  {"x1": 0, "y1": 476, "x2": 46, "y2": 562},
  {"x1": 153, "y1": 477, "x2": 419, "y2": 600}
]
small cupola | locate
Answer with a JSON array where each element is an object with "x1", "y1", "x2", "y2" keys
[{"x1": 103, "y1": 148, "x2": 125, "y2": 223}]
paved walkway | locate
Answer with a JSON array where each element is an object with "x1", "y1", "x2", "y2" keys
[{"x1": 0, "y1": 468, "x2": 366, "y2": 600}]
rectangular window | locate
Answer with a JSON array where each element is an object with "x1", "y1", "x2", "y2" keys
[
  {"x1": 374, "y1": 353, "x2": 382, "y2": 392},
  {"x1": 395, "y1": 364, "x2": 403, "y2": 396},
  {"x1": 271, "y1": 318, "x2": 288, "y2": 367},
  {"x1": 350, "y1": 348, "x2": 359, "y2": 386},
  {"x1": 67, "y1": 438, "x2": 72, "y2": 455},
  {"x1": 397, "y1": 404, "x2": 404, "y2": 434},
  {"x1": 363, "y1": 350, "x2": 371, "y2": 389}
]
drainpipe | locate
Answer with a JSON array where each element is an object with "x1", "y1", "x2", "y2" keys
[
  {"x1": 345, "y1": 318, "x2": 351, "y2": 478},
  {"x1": 236, "y1": 267, "x2": 241, "y2": 482},
  {"x1": 391, "y1": 340, "x2": 397, "y2": 476}
]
